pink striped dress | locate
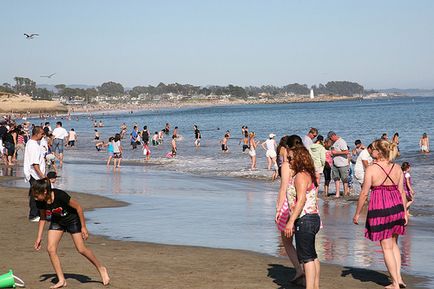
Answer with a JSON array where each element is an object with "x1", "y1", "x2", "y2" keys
[
  {"x1": 365, "y1": 163, "x2": 406, "y2": 241},
  {"x1": 276, "y1": 181, "x2": 296, "y2": 232}
]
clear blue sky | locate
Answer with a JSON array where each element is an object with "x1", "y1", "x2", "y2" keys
[{"x1": 1, "y1": 0, "x2": 433, "y2": 89}]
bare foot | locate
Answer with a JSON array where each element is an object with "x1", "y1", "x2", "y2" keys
[
  {"x1": 50, "y1": 280, "x2": 67, "y2": 289},
  {"x1": 99, "y1": 266, "x2": 110, "y2": 286},
  {"x1": 385, "y1": 283, "x2": 399, "y2": 289}
]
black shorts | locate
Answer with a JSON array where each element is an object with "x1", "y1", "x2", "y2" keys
[
  {"x1": 242, "y1": 145, "x2": 249, "y2": 152},
  {"x1": 323, "y1": 163, "x2": 331, "y2": 185},
  {"x1": 68, "y1": 140, "x2": 75, "y2": 146},
  {"x1": 221, "y1": 144, "x2": 228, "y2": 151},
  {"x1": 49, "y1": 220, "x2": 82, "y2": 234},
  {"x1": 4, "y1": 143, "x2": 15, "y2": 156},
  {"x1": 295, "y1": 214, "x2": 321, "y2": 264}
]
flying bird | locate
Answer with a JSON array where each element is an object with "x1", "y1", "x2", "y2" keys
[
  {"x1": 24, "y1": 33, "x2": 39, "y2": 39},
  {"x1": 40, "y1": 73, "x2": 56, "y2": 78}
]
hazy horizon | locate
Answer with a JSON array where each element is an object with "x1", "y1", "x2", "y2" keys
[{"x1": 2, "y1": 1, "x2": 433, "y2": 89}]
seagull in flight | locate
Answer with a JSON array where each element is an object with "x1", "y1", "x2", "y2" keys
[
  {"x1": 40, "y1": 73, "x2": 56, "y2": 78},
  {"x1": 24, "y1": 33, "x2": 39, "y2": 39}
]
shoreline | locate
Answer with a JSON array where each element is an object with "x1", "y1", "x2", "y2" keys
[
  {"x1": 68, "y1": 95, "x2": 362, "y2": 115},
  {"x1": 0, "y1": 176, "x2": 428, "y2": 289},
  {"x1": 1, "y1": 93, "x2": 423, "y2": 118}
]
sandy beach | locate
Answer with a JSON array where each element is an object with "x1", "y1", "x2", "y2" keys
[
  {"x1": 0, "y1": 93, "x2": 68, "y2": 114},
  {"x1": 0, "y1": 176, "x2": 427, "y2": 289}
]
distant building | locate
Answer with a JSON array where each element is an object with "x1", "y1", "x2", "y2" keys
[{"x1": 310, "y1": 89, "x2": 314, "y2": 99}]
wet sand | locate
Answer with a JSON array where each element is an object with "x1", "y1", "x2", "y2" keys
[{"x1": 0, "y1": 176, "x2": 427, "y2": 289}]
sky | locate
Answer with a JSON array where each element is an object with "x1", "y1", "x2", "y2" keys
[{"x1": 1, "y1": 0, "x2": 434, "y2": 89}]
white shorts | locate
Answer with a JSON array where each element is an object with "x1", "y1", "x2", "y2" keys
[
  {"x1": 354, "y1": 171, "x2": 364, "y2": 184},
  {"x1": 315, "y1": 166, "x2": 324, "y2": 174},
  {"x1": 421, "y1": 145, "x2": 428, "y2": 152},
  {"x1": 266, "y1": 149, "x2": 277, "y2": 158},
  {"x1": 248, "y1": 149, "x2": 256, "y2": 157}
]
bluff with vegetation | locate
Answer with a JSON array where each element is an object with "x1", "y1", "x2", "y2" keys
[{"x1": 0, "y1": 77, "x2": 365, "y2": 103}]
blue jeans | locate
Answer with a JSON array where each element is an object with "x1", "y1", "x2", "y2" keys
[{"x1": 295, "y1": 214, "x2": 321, "y2": 263}]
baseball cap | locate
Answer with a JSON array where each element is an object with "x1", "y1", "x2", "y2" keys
[
  {"x1": 47, "y1": 171, "x2": 59, "y2": 179},
  {"x1": 327, "y1": 131, "x2": 336, "y2": 139},
  {"x1": 269, "y1": 133, "x2": 276, "y2": 138}
]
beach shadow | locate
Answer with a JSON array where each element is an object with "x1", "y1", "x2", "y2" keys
[
  {"x1": 267, "y1": 264, "x2": 304, "y2": 289},
  {"x1": 39, "y1": 273, "x2": 101, "y2": 285},
  {"x1": 341, "y1": 266, "x2": 390, "y2": 286}
]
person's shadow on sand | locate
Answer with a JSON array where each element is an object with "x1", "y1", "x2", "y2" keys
[
  {"x1": 341, "y1": 266, "x2": 390, "y2": 286},
  {"x1": 39, "y1": 273, "x2": 101, "y2": 285},
  {"x1": 268, "y1": 264, "x2": 305, "y2": 289}
]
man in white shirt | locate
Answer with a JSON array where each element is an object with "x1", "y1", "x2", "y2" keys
[
  {"x1": 52, "y1": 121, "x2": 68, "y2": 167},
  {"x1": 23, "y1": 126, "x2": 46, "y2": 222},
  {"x1": 328, "y1": 131, "x2": 350, "y2": 198},
  {"x1": 302, "y1": 127, "x2": 318, "y2": 149},
  {"x1": 354, "y1": 144, "x2": 373, "y2": 186}
]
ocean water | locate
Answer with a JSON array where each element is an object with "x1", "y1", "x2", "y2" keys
[{"x1": 4, "y1": 97, "x2": 434, "y2": 286}]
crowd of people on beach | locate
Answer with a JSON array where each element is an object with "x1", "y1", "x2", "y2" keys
[
  {"x1": 273, "y1": 131, "x2": 418, "y2": 289},
  {"x1": 0, "y1": 112, "x2": 431, "y2": 289}
]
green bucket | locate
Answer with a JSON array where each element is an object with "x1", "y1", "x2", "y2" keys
[{"x1": 0, "y1": 270, "x2": 25, "y2": 288}]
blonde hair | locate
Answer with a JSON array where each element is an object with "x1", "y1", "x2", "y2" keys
[{"x1": 371, "y1": 139, "x2": 399, "y2": 162}]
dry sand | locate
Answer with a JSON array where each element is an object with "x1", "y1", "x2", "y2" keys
[
  {"x1": 0, "y1": 176, "x2": 427, "y2": 289},
  {"x1": 0, "y1": 93, "x2": 68, "y2": 114}
]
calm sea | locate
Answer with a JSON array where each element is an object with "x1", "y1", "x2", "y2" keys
[{"x1": 3, "y1": 97, "x2": 433, "y2": 286}]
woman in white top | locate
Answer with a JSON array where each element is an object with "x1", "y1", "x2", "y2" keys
[
  {"x1": 248, "y1": 132, "x2": 258, "y2": 170},
  {"x1": 261, "y1": 133, "x2": 277, "y2": 170}
]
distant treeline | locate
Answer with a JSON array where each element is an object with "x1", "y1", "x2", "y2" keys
[{"x1": 0, "y1": 77, "x2": 365, "y2": 101}]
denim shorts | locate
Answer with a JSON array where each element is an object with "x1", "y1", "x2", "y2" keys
[
  {"x1": 49, "y1": 220, "x2": 82, "y2": 234},
  {"x1": 295, "y1": 214, "x2": 321, "y2": 264},
  {"x1": 52, "y1": 138, "x2": 64, "y2": 154}
]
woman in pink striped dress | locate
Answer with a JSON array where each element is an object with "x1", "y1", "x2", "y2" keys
[
  {"x1": 353, "y1": 139, "x2": 408, "y2": 289},
  {"x1": 275, "y1": 135, "x2": 304, "y2": 283}
]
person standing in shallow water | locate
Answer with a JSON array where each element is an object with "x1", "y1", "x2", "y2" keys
[
  {"x1": 275, "y1": 135, "x2": 304, "y2": 284},
  {"x1": 193, "y1": 125, "x2": 201, "y2": 147},
  {"x1": 353, "y1": 139, "x2": 407, "y2": 289},
  {"x1": 32, "y1": 179, "x2": 110, "y2": 288},
  {"x1": 419, "y1": 133, "x2": 430, "y2": 153},
  {"x1": 248, "y1": 132, "x2": 258, "y2": 170},
  {"x1": 285, "y1": 145, "x2": 321, "y2": 289}
]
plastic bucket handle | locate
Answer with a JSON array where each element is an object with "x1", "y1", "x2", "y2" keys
[{"x1": 13, "y1": 275, "x2": 25, "y2": 288}]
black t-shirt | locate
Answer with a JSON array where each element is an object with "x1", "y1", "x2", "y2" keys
[
  {"x1": 2, "y1": 132, "x2": 14, "y2": 144},
  {"x1": 36, "y1": 189, "x2": 79, "y2": 226},
  {"x1": 194, "y1": 129, "x2": 201, "y2": 139},
  {"x1": 0, "y1": 126, "x2": 7, "y2": 139},
  {"x1": 142, "y1": 130, "x2": 149, "y2": 142}
]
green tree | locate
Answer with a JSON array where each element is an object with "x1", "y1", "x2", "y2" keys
[
  {"x1": 55, "y1": 84, "x2": 66, "y2": 95},
  {"x1": 98, "y1": 81, "x2": 124, "y2": 97},
  {"x1": 34, "y1": 88, "x2": 53, "y2": 100},
  {"x1": 0, "y1": 83, "x2": 14, "y2": 93},
  {"x1": 14, "y1": 76, "x2": 36, "y2": 96}
]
